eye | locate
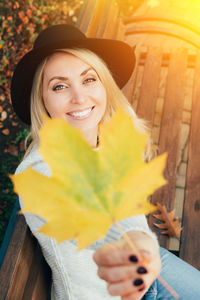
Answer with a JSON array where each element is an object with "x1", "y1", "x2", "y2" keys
[
  {"x1": 84, "y1": 77, "x2": 96, "y2": 84},
  {"x1": 53, "y1": 84, "x2": 67, "y2": 91}
]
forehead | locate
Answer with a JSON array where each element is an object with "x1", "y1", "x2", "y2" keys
[{"x1": 44, "y1": 52, "x2": 92, "y2": 75}]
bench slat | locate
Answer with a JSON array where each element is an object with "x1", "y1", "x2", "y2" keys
[
  {"x1": 122, "y1": 46, "x2": 140, "y2": 103},
  {"x1": 76, "y1": 0, "x2": 98, "y2": 36},
  {"x1": 86, "y1": 0, "x2": 108, "y2": 37},
  {"x1": 136, "y1": 46, "x2": 162, "y2": 122},
  {"x1": 179, "y1": 51, "x2": 200, "y2": 269},
  {"x1": 0, "y1": 215, "x2": 27, "y2": 299},
  {"x1": 100, "y1": 0, "x2": 119, "y2": 39},
  {"x1": 0, "y1": 215, "x2": 51, "y2": 300},
  {"x1": 115, "y1": 18, "x2": 125, "y2": 41},
  {"x1": 149, "y1": 49, "x2": 187, "y2": 248},
  {"x1": 6, "y1": 225, "x2": 36, "y2": 299}
]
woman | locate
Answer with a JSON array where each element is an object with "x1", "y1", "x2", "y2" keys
[{"x1": 11, "y1": 24, "x2": 200, "y2": 300}]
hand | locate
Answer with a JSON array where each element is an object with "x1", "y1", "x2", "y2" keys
[{"x1": 93, "y1": 230, "x2": 161, "y2": 300}]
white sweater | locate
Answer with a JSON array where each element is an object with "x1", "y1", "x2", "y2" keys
[{"x1": 15, "y1": 145, "x2": 158, "y2": 300}]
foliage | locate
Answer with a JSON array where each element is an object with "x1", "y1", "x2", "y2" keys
[{"x1": 12, "y1": 108, "x2": 167, "y2": 249}]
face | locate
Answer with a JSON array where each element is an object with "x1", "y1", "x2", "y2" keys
[{"x1": 42, "y1": 52, "x2": 107, "y2": 144}]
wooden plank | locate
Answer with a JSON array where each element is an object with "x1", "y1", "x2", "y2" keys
[
  {"x1": 31, "y1": 257, "x2": 51, "y2": 300},
  {"x1": 76, "y1": 0, "x2": 120, "y2": 39},
  {"x1": 6, "y1": 226, "x2": 36, "y2": 299},
  {"x1": 75, "y1": 0, "x2": 89, "y2": 29},
  {"x1": 86, "y1": 0, "x2": 109, "y2": 37},
  {"x1": 179, "y1": 51, "x2": 200, "y2": 270},
  {"x1": 124, "y1": 15, "x2": 200, "y2": 35},
  {"x1": 149, "y1": 49, "x2": 187, "y2": 248},
  {"x1": 76, "y1": 0, "x2": 99, "y2": 36},
  {"x1": 136, "y1": 46, "x2": 162, "y2": 123},
  {"x1": 0, "y1": 215, "x2": 27, "y2": 299},
  {"x1": 122, "y1": 46, "x2": 141, "y2": 103},
  {"x1": 125, "y1": 26, "x2": 200, "y2": 49},
  {"x1": 101, "y1": 0, "x2": 119, "y2": 39},
  {"x1": 23, "y1": 242, "x2": 51, "y2": 299},
  {"x1": 0, "y1": 213, "x2": 51, "y2": 300},
  {"x1": 138, "y1": 51, "x2": 196, "y2": 68},
  {"x1": 115, "y1": 18, "x2": 125, "y2": 41}
]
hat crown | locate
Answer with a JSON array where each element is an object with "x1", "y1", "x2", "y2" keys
[{"x1": 33, "y1": 24, "x2": 86, "y2": 50}]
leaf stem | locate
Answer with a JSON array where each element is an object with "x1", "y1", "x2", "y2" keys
[{"x1": 114, "y1": 222, "x2": 179, "y2": 299}]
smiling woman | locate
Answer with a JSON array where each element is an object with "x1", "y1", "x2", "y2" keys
[
  {"x1": 10, "y1": 24, "x2": 200, "y2": 300},
  {"x1": 22, "y1": 43, "x2": 149, "y2": 158}
]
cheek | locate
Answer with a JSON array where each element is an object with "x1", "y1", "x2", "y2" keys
[
  {"x1": 94, "y1": 85, "x2": 107, "y2": 108},
  {"x1": 101, "y1": 90, "x2": 107, "y2": 112},
  {"x1": 43, "y1": 93, "x2": 66, "y2": 116}
]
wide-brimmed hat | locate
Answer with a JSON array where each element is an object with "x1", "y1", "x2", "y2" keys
[{"x1": 11, "y1": 24, "x2": 136, "y2": 125}]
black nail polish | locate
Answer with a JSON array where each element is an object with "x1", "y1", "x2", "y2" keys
[
  {"x1": 137, "y1": 266, "x2": 148, "y2": 274},
  {"x1": 129, "y1": 255, "x2": 138, "y2": 263},
  {"x1": 133, "y1": 278, "x2": 144, "y2": 286}
]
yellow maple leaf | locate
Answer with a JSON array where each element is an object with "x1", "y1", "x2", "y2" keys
[
  {"x1": 12, "y1": 107, "x2": 167, "y2": 249},
  {"x1": 147, "y1": 0, "x2": 160, "y2": 8}
]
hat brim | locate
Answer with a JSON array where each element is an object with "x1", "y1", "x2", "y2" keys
[{"x1": 11, "y1": 38, "x2": 136, "y2": 125}]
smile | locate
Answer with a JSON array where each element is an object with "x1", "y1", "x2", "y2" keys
[{"x1": 67, "y1": 106, "x2": 95, "y2": 120}]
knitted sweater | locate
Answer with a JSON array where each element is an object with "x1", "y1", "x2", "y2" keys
[{"x1": 15, "y1": 145, "x2": 158, "y2": 300}]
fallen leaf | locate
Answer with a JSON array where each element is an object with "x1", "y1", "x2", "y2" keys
[
  {"x1": 2, "y1": 128, "x2": 9, "y2": 135},
  {"x1": 153, "y1": 202, "x2": 183, "y2": 236}
]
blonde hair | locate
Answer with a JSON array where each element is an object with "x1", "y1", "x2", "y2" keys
[{"x1": 24, "y1": 48, "x2": 157, "y2": 161}]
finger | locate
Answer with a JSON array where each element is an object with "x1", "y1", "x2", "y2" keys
[
  {"x1": 93, "y1": 244, "x2": 140, "y2": 267},
  {"x1": 122, "y1": 287, "x2": 147, "y2": 300},
  {"x1": 106, "y1": 256, "x2": 161, "y2": 298},
  {"x1": 98, "y1": 264, "x2": 140, "y2": 282},
  {"x1": 142, "y1": 251, "x2": 161, "y2": 279},
  {"x1": 107, "y1": 277, "x2": 145, "y2": 296}
]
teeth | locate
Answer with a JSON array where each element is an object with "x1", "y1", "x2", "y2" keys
[{"x1": 69, "y1": 108, "x2": 92, "y2": 117}]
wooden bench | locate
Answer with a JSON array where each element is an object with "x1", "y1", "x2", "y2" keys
[
  {"x1": 1, "y1": 1, "x2": 200, "y2": 298},
  {"x1": 123, "y1": 14, "x2": 200, "y2": 268}
]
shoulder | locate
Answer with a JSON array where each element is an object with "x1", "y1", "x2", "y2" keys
[{"x1": 15, "y1": 144, "x2": 51, "y2": 177}]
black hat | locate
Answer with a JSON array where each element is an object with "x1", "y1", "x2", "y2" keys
[{"x1": 11, "y1": 24, "x2": 136, "y2": 125}]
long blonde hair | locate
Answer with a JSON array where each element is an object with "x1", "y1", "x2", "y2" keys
[{"x1": 24, "y1": 48, "x2": 156, "y2": 161}]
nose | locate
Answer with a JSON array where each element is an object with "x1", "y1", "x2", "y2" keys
[{"x1": 70, "y1": 85, "x2": 85, "y2": 104}]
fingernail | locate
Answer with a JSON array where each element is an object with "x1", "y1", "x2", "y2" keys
[
  {"x1": 133, "y1": 278, "x2": 144, "y2": 286},
  {"x1": 138, "y1": 287, "x2": 145, "y2": 292},
  {"x1": 137, "y1": 266, "x2": 148, "y2": 274},
  {"x1": 129, "y1": 255, "x2": 138, "y2": 263}
]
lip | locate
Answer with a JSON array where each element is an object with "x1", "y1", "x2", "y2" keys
[{"x1": 66, "y1": 106, "x2": 95, "y2": 120}]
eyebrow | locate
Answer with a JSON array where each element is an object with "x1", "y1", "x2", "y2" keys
[{"x1": 48, "y1": 67, "x2": 93, "y2": 86}]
